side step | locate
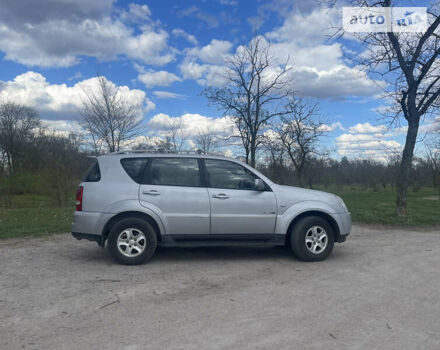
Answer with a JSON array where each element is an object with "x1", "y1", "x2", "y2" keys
[{"x1": 160, "y1": 234, "x2": 285, "y2": 247}]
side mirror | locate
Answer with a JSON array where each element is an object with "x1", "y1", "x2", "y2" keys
[{"x1": 254, "y1": 178, "x2": 265, "y2": 191}]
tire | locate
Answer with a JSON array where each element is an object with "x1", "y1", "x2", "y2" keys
[
  {"x1": 107, "y1": 218, "x2": 157, "y2": 265},
  {"x1": 289, "y1": 216, "x2": 334, "y2": 262}
]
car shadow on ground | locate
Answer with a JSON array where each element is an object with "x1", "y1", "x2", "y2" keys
[
  {"x1": 153, "y1": 245, "x2": 294, "y2": 262},
  {"x1": 66, "y1": 243, "x2": 301, "y2": 265}
]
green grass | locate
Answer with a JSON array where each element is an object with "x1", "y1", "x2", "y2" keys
[
  {"x1": 317, "y1": 186, "x2": 440, "y2": 226},
  {"x1": 0, "y1": 194, "x2": 74, "y2": 239},
  {"x1": 1, "y1": 187, "x2": 439, "y2": 239}
]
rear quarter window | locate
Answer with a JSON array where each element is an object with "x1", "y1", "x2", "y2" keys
[
  {"x1": 121, "y1": 158, "x2": 149, "y2": 184},
  {"x1": 84, "y1": 160, "x2": 101, "y2": 182}
]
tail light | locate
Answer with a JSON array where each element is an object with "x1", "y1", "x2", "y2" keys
[{"x1": 76, "y1": 186, "x2": 83, "y2": 211}]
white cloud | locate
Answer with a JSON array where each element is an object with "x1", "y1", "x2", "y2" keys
[
  {"x1": 219, "y1": 0, "x2": 238, "y2": 5},
  {"x1": 348, "y1": 122, "x2": 388, "y2": 134},
  {"x1": 148, "y1": 113, "x2": 235, "y2": 138},
  {"x1": 420, "y1": 116, "x2": 440, "y2": 134},
  {"x1": 335, "y1": 132, "x2": 402, "y2": 161},
  {"x1": 0, "y1": 1, "x2": 173, "y2": 67},
  {"x1": 266, "y1": 7, "x2": 339, "y2": 47},
  {"x1": 42, "y1": 119, "x2": 83, "y2": 137},
  {"x1": 138, "y1": 70, "x2": 182, "y2": 88},
  {"x1": 179, "y1": 60, "x2": 207, "y2": 80},
  {"x1": 179, "y1": 60, "x2": 228, "y2": 87},
  {"x1": 178, "y1": 6, "x2": 220, "y2": 28},
  {"x1": 319, "y1": 121, "x2": 345, "y2": 132},
  {"x1": 178, "y1": 39, "x2": 233, "y2": 87},
  {"x1": 120, "y1": 4, "x2": 151, "y2": 23},
  {"x1": 264, "y1": 7, "x2": 382, "y2": 99},
  {"x1": 152, "y1": 91, "x2": 185, "y2": 99},
  {"x1": 187, "y1": 39, "x2": 232, "y2": 64},
  {"x1": 172, "y1": 28, "x2": 198, "y2": 45},
  {"x1": 177, "y1": 9, "x2": 381, "y2": 97},
  {"x1": 0, "y1": 71, "x2": 153, "y2": 120}
]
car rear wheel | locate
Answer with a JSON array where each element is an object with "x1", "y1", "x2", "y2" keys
[
  {"x1": 108, "y1": 218, "x2": 157, "y2": 265},
  {"x1": 289, "y1": 216, "x2": 334, "y2": 261}
]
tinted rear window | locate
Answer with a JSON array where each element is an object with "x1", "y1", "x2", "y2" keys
[
  {"x1": 84, "y1": 160, "x2": 101, "y2": 182},
  {"x1": 147, "y1": 158, "x2": 201, "y2": 187},
  {"x1": 121, "y1": 158, "x2": 148, "y2": 183}
]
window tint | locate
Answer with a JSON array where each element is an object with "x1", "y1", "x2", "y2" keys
[
  {"x1": 121, "y1": 158, "x2": 148, "y2": 183},
  {"x1": 204, "y1": 159, "x2": 262, "y2": 190},
  {"x1": 84, "y1": 160, "x2": 101, "y2": 182},
  {"x1": 148, "y1": 158, "x2": 201, "y2": 187}
]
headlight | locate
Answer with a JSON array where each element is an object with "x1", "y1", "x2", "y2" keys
[{"x1": 335, "y1": 195, "x2": 348, "y2": 212}]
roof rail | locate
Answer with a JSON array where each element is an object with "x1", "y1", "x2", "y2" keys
[{"x1": 108, "y1": 149, "x2": 224, "y2": 156}]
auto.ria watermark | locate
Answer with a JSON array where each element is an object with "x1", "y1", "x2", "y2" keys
[{"x1": 343, "y1": 7, "x2": 427, "y2": 33}]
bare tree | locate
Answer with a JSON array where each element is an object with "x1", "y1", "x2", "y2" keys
[
  {"x1": 195, "y1": 128, "x2": 219, "y2": 153},
  {"x1": 278, "y1": 98, "x2": 327, "y2": 187},
  {"x1": 80, "y1": 76, "x2": 143, "y2": 153},
  {"x1": 261, "y1": 130, "x2": 287, "y2": 184},
  {"x1": 334, "y1": 0, "x2": 440, "y2": 215},
  {"x1": 202, "y1": 36, "x2": 293, "y2": 167},
  {"x1": 0, "y1": 101, "x2": 40, "y2": 174},
  {"x1": 161, "y1": 118, "x2": 187, "y2": 151},
  {"x1": 262, "y1": 130, "x2": 285, "y2": 168}
]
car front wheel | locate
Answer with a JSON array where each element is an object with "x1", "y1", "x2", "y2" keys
[{"x1": 289, "y1": 216, "x2": 334, "y2": 261}]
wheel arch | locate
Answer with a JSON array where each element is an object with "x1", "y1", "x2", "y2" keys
[
  {"x1": 285, "y1": 210, "x2": 341, "y2": 244},
  {"x1": 102, "y1": 211, "x2": 162, "y2": 243}
]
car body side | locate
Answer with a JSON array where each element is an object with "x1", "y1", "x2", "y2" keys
[{"x1": 72, "y1": 154, "x2": 351, "y2": 246}]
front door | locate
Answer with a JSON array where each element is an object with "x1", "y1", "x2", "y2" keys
[
  {"x1": 139, "y1": 157, "x2": 210, "y2": 235},
  {"x1": 203, "y1": 159, "x2": 277, "y2": 235}
]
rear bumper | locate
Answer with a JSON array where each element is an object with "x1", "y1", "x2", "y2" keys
[
  {"x1": 71, "y1": 211, "x2": 113, "y2": 247},
  {"x1": 72, "y1": 211, "x2": 112, "y2": 234},
  {"x1": 337, "y1": 233, "x2": 349, "y2": 243},
  {"x1": 72, "y1": 232, "x2": 105, "y2": 247}
]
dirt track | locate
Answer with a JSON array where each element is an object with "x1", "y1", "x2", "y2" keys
[{"x1": 1, "y1": 225, "x2": 439, "y2": 349}]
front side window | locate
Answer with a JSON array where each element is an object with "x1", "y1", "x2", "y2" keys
[
  {"x1": 204, "y1": 159, "x2": 264, "y2": 190},
  {"x1": 147, "y1": 158, "x2": 201, "y2": 187}
]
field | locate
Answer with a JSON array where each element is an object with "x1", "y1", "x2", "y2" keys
[
  {"x1": 0, "y1": 187, "x2": 439, "y2": 239},
  {"x1": 323, "y1": 186, "x2": 440, "y2": 226},
  {"x1": 0, "y1": 195, "x2": 74, "y2": 239}
]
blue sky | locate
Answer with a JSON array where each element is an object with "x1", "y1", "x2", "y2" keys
[{"x1": 0, "y1": 0, "x2": 438, "y2": 160}]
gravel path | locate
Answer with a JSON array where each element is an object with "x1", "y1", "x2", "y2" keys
[{"x1": 1, "y1": 225, "x2": 439, "y2": 349}]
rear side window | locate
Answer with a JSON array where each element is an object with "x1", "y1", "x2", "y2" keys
[
  {"x1": 84, "y1": 160, "x2": 101, "y2": 182},
  {"x1": 121, "y1": 158, "x2": 148, "y2": 183},
  {"x1": 146, "y1": 158, "x2": 201, "y2": 187}
]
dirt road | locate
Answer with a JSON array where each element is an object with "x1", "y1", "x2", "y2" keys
[{"x1": 1, "y1": 225, "x2": 439, "y2": 349}]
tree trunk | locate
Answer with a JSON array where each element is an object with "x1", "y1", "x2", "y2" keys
[
  {"x1": 432, "y1": 169, "x2": 438, "y2": 188},
  {"x1": 250, "y1": 138, "x2": 256, "y2": 168},
  {"x1": 395, "y1": 117, "x2": 420, "y2": 216},
  {"x1": 296, "y1": 171, "x2": 304, "y2": 187}
]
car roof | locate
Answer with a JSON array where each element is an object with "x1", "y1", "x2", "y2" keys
[{"x1": 98, "y1": 150, "x2": 236, "y2": 162}]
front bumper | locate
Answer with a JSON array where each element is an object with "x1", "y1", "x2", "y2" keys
[{"x1": 333, "y1": 211, "x2": 351, "y2": 243}]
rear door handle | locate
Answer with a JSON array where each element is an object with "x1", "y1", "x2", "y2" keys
[
  {"x1": 212, "y1": 193, "x2": 229, "y2": 199},
  {"x1": 142, "y1": 190, "x2": 160, "y2": 196}
]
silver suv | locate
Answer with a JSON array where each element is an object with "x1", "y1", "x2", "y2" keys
[{"x1": 72, "y1": 151, "x2": 351, "y2": 265}]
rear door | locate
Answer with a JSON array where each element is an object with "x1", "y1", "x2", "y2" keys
[
  {"x1": 139, "y1": 157, "x2": 210, "y2": 235},
  {"x1": 203, "y1": 159, "x2": 277, "y2": 235}
]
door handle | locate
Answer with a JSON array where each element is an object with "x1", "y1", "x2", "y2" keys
[
  {"x1": 142, "y1": 190, "x2": 160, "y2": 196},
  {"x1": 212, "y1": 193, "x2": 229, "y2": 199}
]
